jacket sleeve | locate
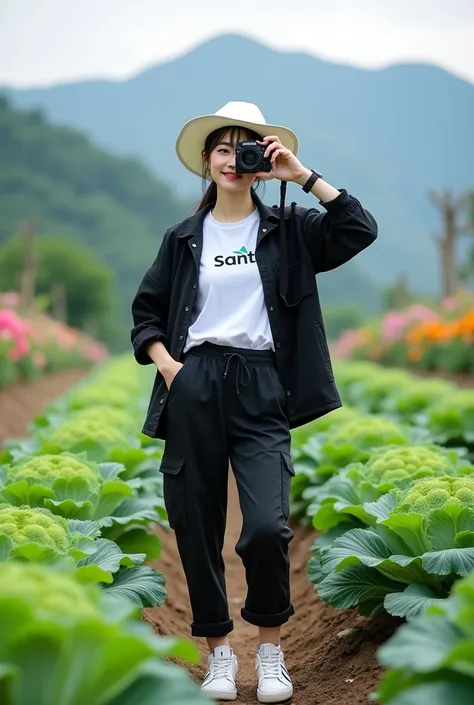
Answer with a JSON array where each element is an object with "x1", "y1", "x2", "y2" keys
[
  {"x1": 130, "y1": 229, "x2": 173, "y2": 365},
  {"x1": 302, "y1": 189, "x2": 378, "y2": 274}
]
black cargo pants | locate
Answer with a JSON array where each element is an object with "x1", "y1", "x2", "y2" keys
[{"x1": 159, "y1": 342, "x2": 295, "y2": 638}]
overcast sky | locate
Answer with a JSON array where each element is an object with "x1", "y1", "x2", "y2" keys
[{"x1": 1, "y1": 0, "x2": 473, "y2": 87}]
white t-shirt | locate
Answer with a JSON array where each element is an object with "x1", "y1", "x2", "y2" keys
[{"x1": 184, "y1": 209, "x2": 274, "y2": 352}]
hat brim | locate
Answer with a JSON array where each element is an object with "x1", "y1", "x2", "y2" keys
[{"x1": 175, "y1": 113, "x2": 299, "y2": 177}]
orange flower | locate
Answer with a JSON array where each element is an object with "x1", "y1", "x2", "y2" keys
[{"x1": 408, "y1": 347, "x2": 422, "y2": 362}]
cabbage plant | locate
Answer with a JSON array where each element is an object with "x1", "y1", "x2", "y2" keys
[
  {"x1": 0, "y1": 504, "x2": 166, "y2": 609},
  {"x1": 316, "y1": 476, "x2": 474, "y2": 619},
  {"x1": 420, "y1": 390, "x2": 474, "y2": 452},
  {"x1": 309, "y1": 445, "x2": 473, "y2": 532},
  {"x1": 344, "y1": 370, "x2": 415, "y2": 413},
  {"x1": 0, "y1": 453, "x2": 166, "y2": 544},
  {"x1": 300, "y1": 415, "x2": 417, "y2": 488},
  {"x1": 379, "y1": 378, "x2": 455, "y2": 422},
  {"x1": 376, "y1": 571, "x2": 474, "y2": 705},
  {"x1": 0, "y1": 562, "x2": 207, "y2": 705}
]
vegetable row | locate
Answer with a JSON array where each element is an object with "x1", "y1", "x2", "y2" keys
[
  {"x1": 0, "y1": 357, "x2": 208, "y2": 705},
  {"x1": 289, "y1": 360, "x2": 474, "y2": 703}
]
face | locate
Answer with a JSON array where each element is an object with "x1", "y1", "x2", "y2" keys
[{"x1": 206, "y1": 130, "x2": 257, "y2": 193}]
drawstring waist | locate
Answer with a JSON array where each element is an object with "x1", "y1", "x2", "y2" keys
[
  {"x1": 223, "y1": 353, "x2": 250, "y2": 395},
  {"x1": 186, "y1": 342, "x2": 275, "y2": 395}
]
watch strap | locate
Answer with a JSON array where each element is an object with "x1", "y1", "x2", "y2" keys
[{"x1": 302, "y1": 169, "x2": 322, "y2": 193}]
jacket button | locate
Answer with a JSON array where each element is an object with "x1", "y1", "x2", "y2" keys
[
  {"x1": 160, "y1": 398, "x2": 164, "y2": 404},
  {"x1": 276, "y1": 342, "x2": 281, "y2": 348},
  {"x1": 262, "y1": 228, "x2": 267, "y2": 233},
  {"x1": 179, "y1": 335, "x2": 184, "y2": 340},
  {"x1": 193, "y1": 284, "x2": 197, "y2": 289},
  {"x1": 269, "y1": 306, "x2": 274, "y2": 312},
  {"x1": 185, "y1": 306, "x2": 190, "y2": 311},
  {"x1": 286, "y1": 390, "x2": 291, "y2": 397}
]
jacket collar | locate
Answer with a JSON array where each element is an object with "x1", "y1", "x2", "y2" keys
[{"x1": 176, "y1": 191, "x2": 280, "y2": 239}]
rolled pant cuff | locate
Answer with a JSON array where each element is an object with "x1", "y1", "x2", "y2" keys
[
  {"x1": 191, "y1": 619, "x2": 234, "y2": 638},
  {"x1": 241, "y1": 603, "x2": 295, "y2": 628}
]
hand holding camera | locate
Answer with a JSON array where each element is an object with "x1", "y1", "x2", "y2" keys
[{"x1": 235, "y1": 135, "x2": 308, "y2": 184}]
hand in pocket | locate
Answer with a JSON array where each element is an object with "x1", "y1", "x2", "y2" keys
[{"x1": 160, "y1": 360, "x2": 184, "y2": 390}]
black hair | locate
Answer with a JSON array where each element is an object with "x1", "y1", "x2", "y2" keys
[{"x1": 196, "y1": 125, "x2": 264, "y2": 211}]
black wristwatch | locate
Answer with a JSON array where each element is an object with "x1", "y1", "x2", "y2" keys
[{"x1": 302, "y1": 169, "x2": 323, "y2": 193}]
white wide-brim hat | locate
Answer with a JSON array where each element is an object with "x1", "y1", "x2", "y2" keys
[{"x1": 175, "y1": 101, "x2": 299, "y2": 177}]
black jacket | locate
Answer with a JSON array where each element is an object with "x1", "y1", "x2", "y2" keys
[{"x1": 131, "y1": 188, "x2": 377, "y2": 438}]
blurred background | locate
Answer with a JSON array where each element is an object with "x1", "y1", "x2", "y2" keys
[{"x1": 1, "y1": 0, "x2": 473, "y2": 386}]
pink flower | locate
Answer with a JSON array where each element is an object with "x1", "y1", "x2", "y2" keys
[
  {"x1": 0, "y1": 309, "x2": 28, "y2": 337},
  {"x1": 441, "y1": 297, "x2": 458, "y2": 311},
  {"x1": 333, "y1": 329, "x2": 366, "y2": 358},
  {"x1": 8, "y1": 338, "x2": 29, "y2": 361}
]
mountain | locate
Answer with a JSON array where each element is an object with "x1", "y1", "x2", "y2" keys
[
  {"x1": 0, "y1": 97, "x2": 381, "y2": 353},
  {"x1": 3, "y1": 33, "x2": 473, "y2": 292}
]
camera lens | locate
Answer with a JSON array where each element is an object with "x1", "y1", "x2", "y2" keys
[{"x1": 240, "y1": 148, "x2": 259, "y2": 169}]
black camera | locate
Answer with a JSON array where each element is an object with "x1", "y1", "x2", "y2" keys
[{"x1": 235, "y1": 140, "x2": 272, "y2": 174}]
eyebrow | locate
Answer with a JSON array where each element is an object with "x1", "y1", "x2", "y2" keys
[{"x1": 216, "y1": 141, "x2": 234, "y2": 148}]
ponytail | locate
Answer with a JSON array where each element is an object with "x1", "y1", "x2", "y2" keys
[{"x1": 196, "y1": 180, "x2": 217, "y2": 212}]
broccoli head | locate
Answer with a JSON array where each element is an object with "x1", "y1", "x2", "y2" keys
[
  {"x1": 328, "y1": 416, "x2": 410, "y2": 451},
  {"x1": 401, "y1": 476, "x2": 474, "y2": 515},
  {"x1": 0, "y1": 561, "x2": 99, "y2": 618},
  {"x1": 6, "y1": 453, "x2": 100, "y2": 491},
  {"x1": 48, "y1": 418, "x2": 127, "y2": 448},
  {"x1": 363, "y1": 445, "x2": 463, "y2": 487},
  {"x1": 0, "y1": 504, "x2": 69, "y2": 553}
]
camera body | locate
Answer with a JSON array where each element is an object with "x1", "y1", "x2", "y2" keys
[{"x1": 235, "y1": 140, "x2": 272, "y2": 174}]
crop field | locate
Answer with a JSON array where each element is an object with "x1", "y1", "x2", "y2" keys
[{"x1": 0, "y1": 358, "x2": 473, "y2": 705}]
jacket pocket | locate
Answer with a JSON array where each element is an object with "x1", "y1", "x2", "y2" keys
[
  {"x1": 168, "y1": 359, "x2": 188, "y2": 394},
  {"x1": 281, "y1": 451, "x2": 295, "y2": 521},
  {"x1": 159, "y1": 454, "x2": 187, "y2": 530},
  {"x1": 314, "y1": 324, "x2": 335, "y2": 382}
]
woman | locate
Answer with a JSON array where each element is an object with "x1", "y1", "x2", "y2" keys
[{"x1": 131, "y1": 101, "x2": 377, "y2": 703}]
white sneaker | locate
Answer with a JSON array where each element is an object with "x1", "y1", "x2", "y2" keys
[
  {"x1": 201, "y1": 645, "x2": 238, "y2": 701},
  {"x1": 256, "y1": 643, "x2": 293, "y2": 703}
]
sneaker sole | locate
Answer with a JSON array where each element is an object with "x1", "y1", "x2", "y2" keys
[
  {"x1": 257, "y1": 687, "x2": 293, "y2": 704},
  {"x1": 201, "y1": 689, "x2": 237, "y2": 701}
]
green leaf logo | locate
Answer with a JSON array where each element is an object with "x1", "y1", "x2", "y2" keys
[{"x1": 233, "y1": 246, "x2": 249, "y2": 255}]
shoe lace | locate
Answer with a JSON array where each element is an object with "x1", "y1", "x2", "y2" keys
[
  {"x1": 260, "y1": 652, "x2": 281, "y2": 679},
  {"x1": 213, "y1": 656, "x2": 233, "y2": 679}
]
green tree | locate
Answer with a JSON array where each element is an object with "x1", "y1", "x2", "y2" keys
[
  {"x1": 0, "y1": 234, "x2": 119, "y2": 344},
  {"x1": 0, "y1": 95, "x2": 190, "y2": 343}
]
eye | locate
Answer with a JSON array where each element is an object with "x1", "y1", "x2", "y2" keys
[{"x1": 218, "y1": 148, "x2": 230, "y2": 154}]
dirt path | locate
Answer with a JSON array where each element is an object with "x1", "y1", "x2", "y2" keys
[
  {"x1": 147, "y1": 474, "x2": 399, "y2": 704},
  {"x1": 0, "y1": 369, "x2": 87, "y2": 446}
]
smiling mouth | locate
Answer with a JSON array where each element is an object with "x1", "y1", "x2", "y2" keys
[{"x1": 222, "y1": 172, "x2": 242, "y2": 179}]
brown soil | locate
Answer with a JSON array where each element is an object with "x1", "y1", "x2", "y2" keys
[
  {"x1": 146, "y1": 475, "x2": 401, "y2": 705},
  {"x1": 0, "y1": 369, "x2": 87, "y2": 446}
]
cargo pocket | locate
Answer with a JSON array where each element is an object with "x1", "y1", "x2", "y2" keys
[
  {"x1": 159, "y1": 454, "x2": 187, "y2": 531},
  {"x1": 281, "y1": 451, "x2": 295, "y2": 521}
]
